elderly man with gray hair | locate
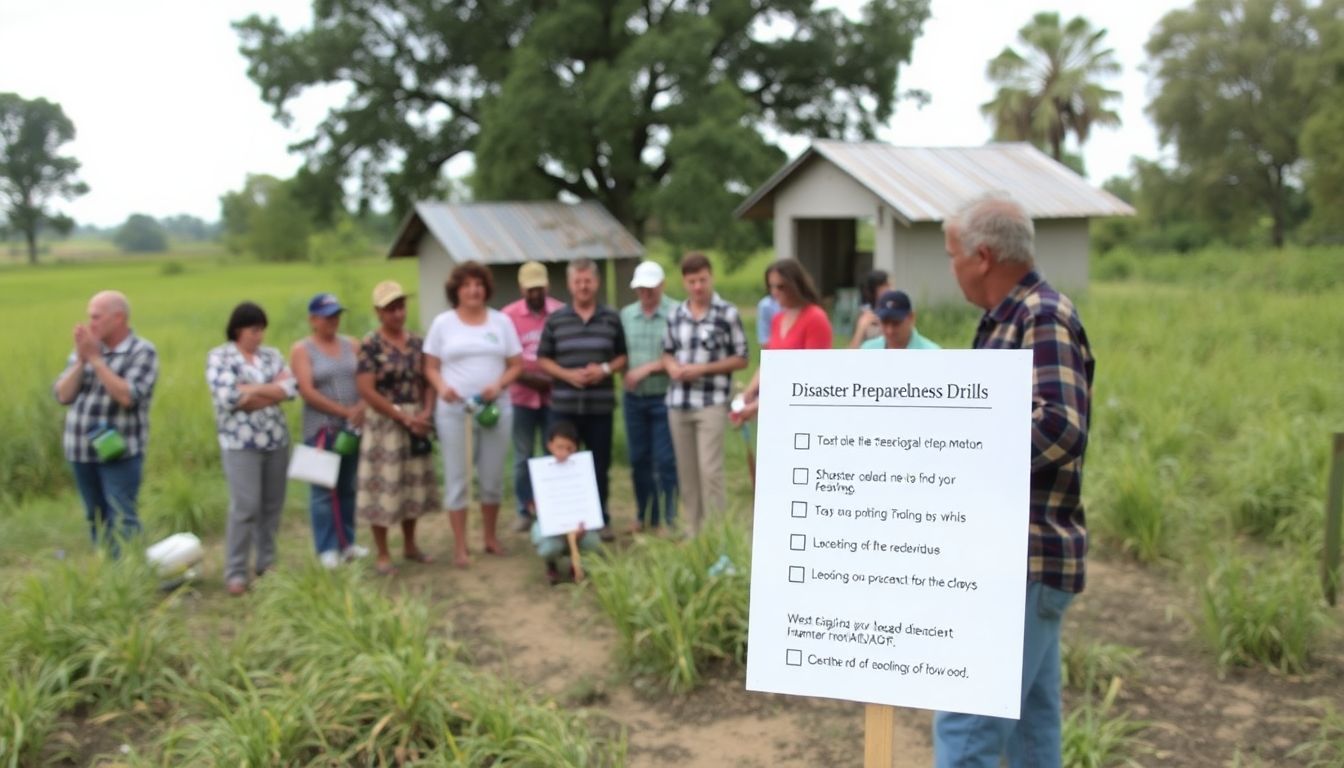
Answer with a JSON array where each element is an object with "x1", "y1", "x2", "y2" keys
[
  {"x1": 53, "y1": 290, "x2": 159, "y2": 554},
  {"x1": 936, "y1": 193, "x2": 1094, "y2": 768}
]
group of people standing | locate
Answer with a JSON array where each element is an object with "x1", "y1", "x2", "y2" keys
[
  {"x1": 203, "y1": 281, "x2": 436, "y2": 593},
  {"x1": 52, "y1": 193, "x2": 1093, "y2": 767}
]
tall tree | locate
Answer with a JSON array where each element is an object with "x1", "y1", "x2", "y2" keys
[
  {"x1": 1146, "y1": 0, "x2": 1335, "y2": 247},
  {"x1": 1300, "y1": 1, "x2": 1344, "y2": 239},
  {"x1": 0, "y1": 94, "x2": 88, "y2": 264},
  {"x1": 234, "y1": 0, "x2": 930, "y2": 250},
  {"x1": 114, "y1": 213, "x2": 169, "y2": 253},
  {"x1": 980, "y1": 12, "x2": 1121, "y2": 167},
  {"x1": 219, "y1": 174, "x2": 312, "y2": 262}
]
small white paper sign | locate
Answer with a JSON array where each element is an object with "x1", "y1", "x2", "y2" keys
[
  {"x1": 745, "y1": 349, "x2": 1033, "y2": 719},
  {"x1": 529, "y1": 451, "x2": 606, "y2": 536}
]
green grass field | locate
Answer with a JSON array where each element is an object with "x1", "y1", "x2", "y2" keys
[{"x1": 2, "y1": 245, "x2": 1343, "y2": 764}]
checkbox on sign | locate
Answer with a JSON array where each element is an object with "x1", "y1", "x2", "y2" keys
[
  {"x1": 788, "y1": 565, "x2": 805, "y2": 583},
  {"x1": 785, "y1": 649, "x2": 803, "y2": 667},
  {"x1": 792, "y1": 467, "x2": 809, "y2": 485},
  {"x1": 791, "y1": 501, "x2": 807, "y2": 518},
  {"x1": 789, "y1": 534, "x2": 806, "y2": 551},
  {"x1": 794, "y1": 432, "x2": 810, "y2": 450}
]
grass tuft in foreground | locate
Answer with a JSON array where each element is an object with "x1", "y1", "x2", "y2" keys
[
  {"x1": 147, "y1": 565, "x2": 624, "y2": 767},
  {"x1": 1062, "y1": 678, "x2": 1148, "y2": 768},
  {"x1": 1199, "y1": 548, "x2": 1331, "y2": 674},
  {"x1": 586, "y1": 519, "x2": 750, "y2": 694},
  {"x1": 1289, "y1": 703, "x2": 1344, "y2": 767}
]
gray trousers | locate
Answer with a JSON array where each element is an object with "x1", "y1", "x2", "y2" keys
[{"x1": 222, "y1": 446, "x2": 289, "y2": 582}]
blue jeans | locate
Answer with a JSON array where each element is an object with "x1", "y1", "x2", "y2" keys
[
  {"x1": 550, "y1": 411, "x2": 613, "y2": 525},
  {"x1": 623, "y1": 392, "x2": 677, "y2": 527},
  {"x1": 512, "y1": 405, "x2": 550, "y2": 517},
  {"x1": 71, "y1": 454, "x2": 145, "y2": 556},
  {"x1": 308, "y1": 429, "x2": 358, "y2": 555},
  {"x1": 933, "y1": 581, "x2": 1074, "y2": 768}
]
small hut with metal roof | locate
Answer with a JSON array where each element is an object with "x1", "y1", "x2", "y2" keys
[
  {"x1": 736, "y1": 140, "x2": 1134, "y2": 307},
  {"x1": 388, "y1": 200, "x2": 645, "y2": 330}
]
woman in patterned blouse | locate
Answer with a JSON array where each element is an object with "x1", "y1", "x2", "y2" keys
[
  {"x1": 205, "y1": 301, "x2": 297, "y2": 596},
  {"x1": 355, "y1": 281, "x2": 439, "y2": 576}
]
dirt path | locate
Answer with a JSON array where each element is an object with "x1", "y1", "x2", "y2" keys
[{"x1": 390, "y1": 479, "x2": 933, "y2": 767}]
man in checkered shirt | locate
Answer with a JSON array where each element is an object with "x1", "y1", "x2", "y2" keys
[
  {"x1": 935, "y1": 193, "x2": 1094, "y2": 768},
  {"x1": 53, "y1": 290, "x2": 159, "y2": 553},
  {"x1": 661, "y1": 252, "x2": 749, "y2": 536}
]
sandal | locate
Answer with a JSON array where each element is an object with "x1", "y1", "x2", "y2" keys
[
  {"x1": 403, "y1": 551, "x2": 435, "y2": 564},
  {"x1": 374, "y1": 561, "x2": 398, "y2": 576},
  {"x1": 545, "y1": 560, "x2": 561, "y2": 586},
  {"x1": 483, "y1": 542, "x2": 507, "y2": 556}
]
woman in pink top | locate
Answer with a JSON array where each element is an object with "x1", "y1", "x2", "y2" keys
[{"x1": 733, "y1": 259, "x2": 832, "y2": 424}]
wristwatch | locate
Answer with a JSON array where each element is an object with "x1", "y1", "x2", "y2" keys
[{"x1": 601, "y1": 362, "x2": 612, "y2": 375}]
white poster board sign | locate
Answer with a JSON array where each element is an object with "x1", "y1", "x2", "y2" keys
[
  {"x1": 529, "y1": 451, "x2": 606, "y2": 536},
  {"x1": 745, "y1": 349, "x2": 1032, "y2": 719}
]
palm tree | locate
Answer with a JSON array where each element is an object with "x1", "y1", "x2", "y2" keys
[{"x1": 981, "y1": 12, "x2": 1122, "y2": 167}]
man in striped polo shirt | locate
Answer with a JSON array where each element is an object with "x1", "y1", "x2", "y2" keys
[{"x1": 537, "y1": 258, "x2": 628, "y2": 540}]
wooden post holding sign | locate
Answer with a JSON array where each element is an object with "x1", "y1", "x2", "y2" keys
[
  {"x1": 864, "y1": 704, "x2": 896, "y2": 767},
  {"x1": 743, "y1": 349, "x2": 1034, "y2": 764},
  {"x1": 1324, "y1": 432, "x2": 1344, "y2": 606}
]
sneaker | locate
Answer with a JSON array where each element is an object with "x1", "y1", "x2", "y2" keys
[
  {"x1": 342, "y1": 544, "x2": 370, "y2": 561},
  {"x1": 512, "y1": 515, "x2": 534, "y2": 533},
  {"x1": 319, "y1": 550, "x2": 341, "y2": 570}
]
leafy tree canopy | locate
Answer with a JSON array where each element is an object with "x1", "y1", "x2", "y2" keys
[
  {"x1": 220, "y1": 174, "x2": 312, "y2": 262},
  {"x1": 234, "y1": 0, "x2": 930, "y2": 256},
  {"x1": 113, "y1": 213, "x2": 168, "y2": 253},
  {"x1": 1146, "y1": 0, "x2": 1339, "y2": 246},
  {"x1": 0, "y1": 93, "x2": 88, "y2": 264}
]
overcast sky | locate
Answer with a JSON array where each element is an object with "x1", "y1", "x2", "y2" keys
[{"x1": 0, "y1": 0, "x2": 1185, "y2": 227}]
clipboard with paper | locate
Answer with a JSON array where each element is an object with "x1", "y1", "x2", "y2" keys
[{"x1": 528, "y1": 451, "x2": 605, "y2": 537}]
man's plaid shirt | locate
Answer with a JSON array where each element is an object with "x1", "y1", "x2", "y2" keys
[
  {"x1": 54, "y1": 333, "x2": 159, "y2": 463},
  {"x1": 974, "y1": 271, "x2": 1093, "y2": 593},
  {"x1": 661, "y1": 294, "x2": 749, "y2": 409}
]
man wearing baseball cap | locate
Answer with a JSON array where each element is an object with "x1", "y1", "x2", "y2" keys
[
  {"x1": 860, "y1": 289, "x2": 941, "y2": 351},
  {"x1": 502, "y1": 261, "x2": 565, "y2": 531},
  {"x1": 619, "y1": 260, "x2": 679, "y2": 534}
]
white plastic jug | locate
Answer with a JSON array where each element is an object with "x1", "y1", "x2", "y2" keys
[{"x1": 146, "y1": 533, "x2": 204, "y2": 577}]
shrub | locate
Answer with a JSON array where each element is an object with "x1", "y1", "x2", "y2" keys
[
  {"x1": 586, "y1": 519, "x2": 750, "y2": 693},
  {"x1": 1199, "y1": 549, "x2": 1331, "y2": 673}
]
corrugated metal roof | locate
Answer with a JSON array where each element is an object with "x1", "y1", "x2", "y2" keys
[
  {"x1": 736, "y1": 140, "x2": 1135, "y2": 222},
  {"x1": 388, "y1": 200, "x2": 644, "y2": 262}
]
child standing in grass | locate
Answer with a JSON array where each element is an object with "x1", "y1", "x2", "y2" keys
[{"x1": 530, "y1": 421, "x2": 602, "y2": 585}]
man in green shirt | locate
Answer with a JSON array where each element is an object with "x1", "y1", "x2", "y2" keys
[
  {"x1": 620, "y1": 261, "x2": 680, "y2": 533},
  {"x1": 860, "y1": 290, "x2": 941, "y2": 350}
]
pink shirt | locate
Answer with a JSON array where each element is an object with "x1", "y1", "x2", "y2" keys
[{"x1": 502, "y1": 295, "x2": 565, "y2": 409}]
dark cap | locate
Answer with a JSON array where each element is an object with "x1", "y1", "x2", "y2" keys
[
  {"x1": 307, "y1": 293, "x2": 344, "y2": 317},
  {"x1": 874, "y1": 290, "x2": 913, "y2": 322}
]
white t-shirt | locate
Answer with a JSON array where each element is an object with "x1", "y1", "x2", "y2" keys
[{"x1": 424, "y1": 308, "x2": 523, "y2": 404}]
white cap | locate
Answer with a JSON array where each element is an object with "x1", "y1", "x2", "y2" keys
[{"x1": 629, "y1": 260, "x2": 665, "y2": 289}]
